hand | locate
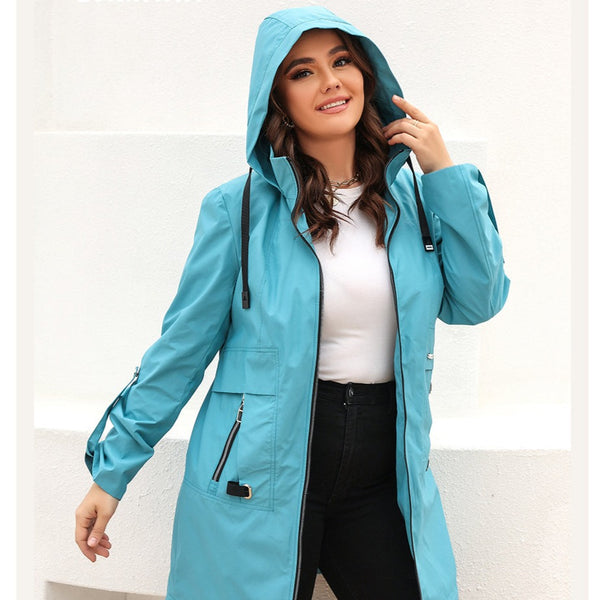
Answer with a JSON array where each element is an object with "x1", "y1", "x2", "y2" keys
[
  {"x1": 382, "y1": 96, "x2": 454, "y2": 174},
  {"x1": 75, "y1": 482, "x2": 119, "y2": 562}
]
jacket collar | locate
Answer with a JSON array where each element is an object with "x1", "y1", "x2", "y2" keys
[
  {"x1": 270, "y1": 154, "x2": 299, "y2": 214},
  {"x1": 267, "y1": 145, "x2": 411, "y2": 245},
  {"x1": 269, "y1": 143, "x2": 411, "y2": 212},
  {"x1": 385, "y1": 146, "x2": 411, "y2": 189}
]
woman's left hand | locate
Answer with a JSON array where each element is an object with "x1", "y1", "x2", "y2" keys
[{"x1": 382, "y1": 95, "x2": 454, "y2": 174}]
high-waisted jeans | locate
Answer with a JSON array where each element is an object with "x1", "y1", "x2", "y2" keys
[{"x1": 297, "y1": 379, "x2": 420, "y2": 600}]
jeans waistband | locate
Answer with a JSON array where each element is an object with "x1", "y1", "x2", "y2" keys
[{"x1": 317, "y1": 379, "x2": 395, "y2": 406}]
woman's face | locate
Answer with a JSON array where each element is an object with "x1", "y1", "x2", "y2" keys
[{"x1": 276, "y1": 29, "x2": 365, "y2": 146}]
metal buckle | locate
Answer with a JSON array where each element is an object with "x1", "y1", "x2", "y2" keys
[{"x1": 241, "y1": 484, "x2": 252, "y2": 499}]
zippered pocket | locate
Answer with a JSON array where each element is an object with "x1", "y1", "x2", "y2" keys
[
  {"x1": 185, "y1": 348, "x2": 278, "y2": 510},
  {"x1": 211, "y1": 395, "x2": 245, "y2": 484}
]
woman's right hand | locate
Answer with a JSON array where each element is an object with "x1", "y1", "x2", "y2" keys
[{"x1": 75, "y1": 482, "x2": 119, "y2": 562}]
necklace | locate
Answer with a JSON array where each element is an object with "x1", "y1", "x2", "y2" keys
[
  {"x1": 328, "y1": 174, "x2": 361, "y2": 206},
  {"x1": 328, "y1": 173, "x2": 360, "y2": 206},
  {"x1": 329, "y1": 173, "x2": 360, "y2": 190}
]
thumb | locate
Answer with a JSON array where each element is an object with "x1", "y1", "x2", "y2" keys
[{"x1": 87, "y1": 512, "x2": 112, "y2": 547}]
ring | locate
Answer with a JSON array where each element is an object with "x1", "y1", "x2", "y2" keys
[{"x1": 411, "y1": 120, "x2": 420, "y2": 128}]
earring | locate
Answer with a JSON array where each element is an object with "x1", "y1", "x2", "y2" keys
[{"x1": 282, "y1": 115, "x2": 295, "y2": 129}]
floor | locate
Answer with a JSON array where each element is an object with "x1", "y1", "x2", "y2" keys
[
  {"x1": 44, "y1": 575, "x2": 338, "y2": 599},
  {"x1": 313, "y1": 574, "x2": 337, "y2": 599}
]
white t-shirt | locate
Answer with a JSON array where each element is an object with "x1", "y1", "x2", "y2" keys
[{"x1": 312, "y1": 185, "x2": 397, "y2": 384}]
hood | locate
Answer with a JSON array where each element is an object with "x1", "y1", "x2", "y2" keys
[{"x1": 246, "y1": 6, "x2": 408, "y2": 185}]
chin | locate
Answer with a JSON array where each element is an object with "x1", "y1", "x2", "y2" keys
[{"x1": 312, "y1": 116, "x2": 362, "y2": 139}]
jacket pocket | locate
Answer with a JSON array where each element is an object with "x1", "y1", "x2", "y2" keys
[{"x1": 188, "y1": 348, "x2": 278, "y2": 511}]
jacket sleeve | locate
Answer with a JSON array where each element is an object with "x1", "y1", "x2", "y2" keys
[
  {"x1": 87, "y1": 187, "x2": 239, "y2": 500},
  {"x1": 420, "y1": 163, "x2": 510, "y2": 325}
]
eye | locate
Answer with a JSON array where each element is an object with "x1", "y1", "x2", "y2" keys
[
  {"x1": 290, "y1": 69, "x2": 312, "y2": 80},
  {"x1": 334, "y1": 55, "x2": 353, "y2": 67}
]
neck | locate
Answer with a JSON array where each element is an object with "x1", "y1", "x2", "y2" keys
[{"x1": 296, "y1": 131, "x2": 357, "y2": 183}]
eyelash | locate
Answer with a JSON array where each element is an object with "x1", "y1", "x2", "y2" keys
[
  {"x1": 290, "y1": 56, "x2": 353, "y2": 80},
  {"x1": 335, "y1": 56, "x2": 352, "y2": 67}
]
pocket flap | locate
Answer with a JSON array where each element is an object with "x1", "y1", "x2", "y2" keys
[{"x1": 212, "y1": 348, "x2": 278, "y2": 395}]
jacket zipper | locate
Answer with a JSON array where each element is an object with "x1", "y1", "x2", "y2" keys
[
  {"x1": 211, "y1": 395, "x2": 245, "y2": 483},
  {"x1": 288, "y1": 162, "x2": 324, "y2": 600},
  {"x1": 385, "y1": 183, "x2": 424, "y2": 599},
  {"x1": 288, "y1": 156, "x2": 423, "y2": 599}
]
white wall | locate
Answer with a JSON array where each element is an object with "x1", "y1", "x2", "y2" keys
[
  {"x1": 33, "y1": 0, "x2": 572, "y2": 415},
  {"x1": 32, "y1": 0, "x2": 574, "y2": 598}
]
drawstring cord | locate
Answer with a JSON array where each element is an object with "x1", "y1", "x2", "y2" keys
[
  {"x1": 241, "y1": 167, "x2": 252, "y2": 309},
  {"x1": 406, "y1": 156, "x2": 435, "y2": 252}
]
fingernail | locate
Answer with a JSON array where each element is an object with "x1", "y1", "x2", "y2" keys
[
  {"x1": 88, "y1": 537, "x2": 98, "y2": 546},
  {"x1": 392, "y1": 94, "x2": 401, "y2": 100}
]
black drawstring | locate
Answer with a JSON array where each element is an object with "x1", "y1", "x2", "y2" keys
[
  {"x1": 241, "y1": 167, "x2": 252, "y2": 309},
  {"x1": 240, "y1": 157, "x2": 435, "y2": 309},
  {"x1": 406, "y1": 156, "x2": 435, "y2": 252}
]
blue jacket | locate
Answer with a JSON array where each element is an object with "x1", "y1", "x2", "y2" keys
[{"x1": 86, "y1": 7, "x2": 510, "y2": 600}]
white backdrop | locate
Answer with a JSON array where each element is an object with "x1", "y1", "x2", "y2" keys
[
  {"x1": 34, "y1": 0, "x2": 572, "y2": 423},
  {"x1": 31, "y1": 1, "x2": 576, "y2": 598}
]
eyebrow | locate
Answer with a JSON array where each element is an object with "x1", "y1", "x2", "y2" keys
[{"x1": 283, "y1": 45, "x2": 348, "y2": 75}]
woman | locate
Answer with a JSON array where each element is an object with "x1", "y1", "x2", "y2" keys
[{"x1": 75, "y1": 6, "x2": 509, "y2": 600}]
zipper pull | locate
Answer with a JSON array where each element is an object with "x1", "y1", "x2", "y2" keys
[
  {"x1": 117, "y1": 366, "x2": 140, "y2": 399},
  {"x1": 236, "y1": 394, "x2": 245, "y2": 424},
  {"x1": 127, "y1": 366, "x2": 140, "y2": 388}
]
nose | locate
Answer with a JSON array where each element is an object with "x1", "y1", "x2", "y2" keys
[{"x1": 321, "y1": 69, "x2": 342, "y2": 94}]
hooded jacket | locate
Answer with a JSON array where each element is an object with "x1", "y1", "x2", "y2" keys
[{"x1": 85, "y1": 7, "x2": 510, "y2": 600}]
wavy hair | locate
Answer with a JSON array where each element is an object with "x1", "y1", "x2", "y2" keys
[{"x1": 262, "y1": 30, "x2": 390, "y2": 248}]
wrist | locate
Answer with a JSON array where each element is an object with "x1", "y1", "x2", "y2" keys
[{"x1": 423, "y1": 160, "x2": 454, "y2": 175}]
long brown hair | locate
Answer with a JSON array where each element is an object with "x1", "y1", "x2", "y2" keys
[{"x1": 262, "y1": 30, "x2": 390, "y2": 248}]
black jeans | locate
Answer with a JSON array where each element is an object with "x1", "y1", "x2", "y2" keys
[{"x1": 297, "y1": 380, "x2": 420, "y2": 600}]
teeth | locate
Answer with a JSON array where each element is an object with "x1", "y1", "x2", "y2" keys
[{"x1": 319, "y1": 100, "x2": 347, "y2": 110}]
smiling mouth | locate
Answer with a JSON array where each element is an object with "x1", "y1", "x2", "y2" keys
[{"x1": 318, "y1": 99, "x2": 349, "y2": 111}]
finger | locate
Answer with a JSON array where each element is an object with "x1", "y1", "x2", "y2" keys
[
  {"x1": 391, "y1": 95, "x2": 430, "y2": 123},
  {"x1": 76, "y1": 531, "x2": 102, "y2": 562},
  {"x1": 75, "y1": 517, "x2": 100, "y2": 561},
  {"x1": 76, "y1": 541, "x2": 98, "y2": 562},
  {"x1": 93, "y1": 544, "x2": 111, "y2": 559},
  {"x1": 87, "y1": 511, "x2": 112, "y2": 548},
  {"x1": 386, "y1": 132, "x2": 422, "y2": 149},
  {"x1": 76, "y1": 532, "x2": 112, "y2": 561},
  {"x1": 91, "y1": 532, "x2": 112, "y2": 557},
  {"x1": 77, "y1": 534, "x2": 112, "y2": 559},
  {"x1": 383, "y1": 120, "x2": 421, "y2": 141}
]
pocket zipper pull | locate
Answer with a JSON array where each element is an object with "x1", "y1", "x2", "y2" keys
[
  {"x1": 236, "y1": 395, "x2": 245, "y2": 423},
  {"x1": 212, "y1": 394, "x2": 245, "y2": 483}
]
